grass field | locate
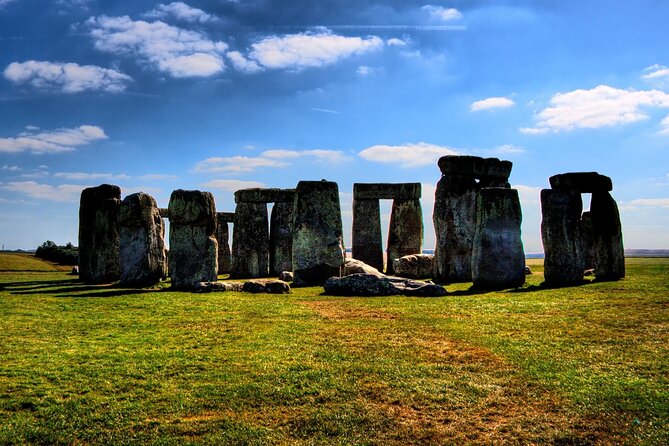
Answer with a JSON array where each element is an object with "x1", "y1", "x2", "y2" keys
[{"x1": 1, "y1": 253, "x2": 667, "y2": 445}]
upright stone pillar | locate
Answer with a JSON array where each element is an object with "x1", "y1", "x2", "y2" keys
[
  {"x1": 351, "y1": 198, "x2": 383, "y2": 271},
  {"x1": 118, "y1": 192, "x2": 167, "y2": 287},
  {"x1": 292, "y1": 180, "x2": 345, "y2": 285},
  {"x1": 231, "y1": 202, "x2": 269, "y2": 278},
  {"x1": 591, "y1": 191, "x2": 625, "y2": 281},
  {"x1": 269, "y1": 202, "x2": 294, "y2": 275},
  {"x1": 78, "y1": 184, "x2": 121, "y2": 284},
  {"x1": 541, "y1": 189, "x2": 585, "y2": 286},
  {"x1": 215, "y1": 212, "x2": 233, "y2": 275},
  {"x1": 168, "y1": 190, "x2": 218, "y2": 289},
  {"x1": 386, "y1": 199, "x2": 423, "y2": 275},
  {"x1": 471, "y1": 188, "x2": 525, "y2": 290},
  {"x1": 580, "y1": 211, "x2": 596, "y2": 270}
]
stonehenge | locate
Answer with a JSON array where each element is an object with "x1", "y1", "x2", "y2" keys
[
  {"x1": 76, "y1": 163, "x2": 625, "y2": 293},
  {"x1": 541, "y1": 172, "x2": 624, "y2": 285},
  {"x1": 433, "y1": 155, "x2": 523, "y2": 286},
  {"x1": 352, "y1": 183, "x2": 423, "y2": 274},
  {"x1": 78, "y1": 184, "x2": 121, "y2": 284}
]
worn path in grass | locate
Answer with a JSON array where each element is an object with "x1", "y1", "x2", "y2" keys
[{"x1": 1, "y1": 254, "x2": 667, "y2": 445}]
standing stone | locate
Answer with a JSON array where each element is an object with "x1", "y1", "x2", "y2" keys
[
  {"x1": 580, "y1": 211, "x2": 596, "y2": 270},
  {"x1": 471, "y1": 188, "x2": 525, "y2": 290},
  {"x1": 78, "y1": 184, "x2": 121, "y2": 284},
  {"x1": 231, "y1": 202, "x2": 269, "y2": 278},
  {"x1": 590, "y1": 191, "x2": 625, "y2": 281},
  {"x1": 541, "y1": 189, "x2": 585, "y2": 286},
  {"x1": 168, "y1": 190, "x2": 218, "y2": 289},
  {"x1": 351, "y1": 198, "x2": 383, "y2": 272},
  {"x1": 386, "y1": 199, "x2": 423, "y2": 275},
  {"x1": 292, "y1": 180, "x2": 345, "y2": 285},
  {"x1": 269, "y1": 202, "x2": 294, "y2": 275},
  {"x1": 215, "y1": 214, "x2": 232, "y2": 275},
  {"x1": 118, "y1": 192, "x2": 167, "y2": 287},
  {"x1": 433, "y1": 175, "x2": 478, "y2": 283}
]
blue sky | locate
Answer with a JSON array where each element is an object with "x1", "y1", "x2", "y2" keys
[{"x1": 1, "y1": 0, "x2": 669, "y2": 252}]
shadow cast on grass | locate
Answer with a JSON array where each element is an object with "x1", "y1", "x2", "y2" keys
[
  {"x1": 0, "y1": 278, "x2": 80, "y2": 292},
  {"x1": 58, "y1": 289, "x2": 153, "y2": 298}
]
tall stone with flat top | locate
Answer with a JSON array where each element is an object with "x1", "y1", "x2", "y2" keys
[
  {"x1": 541, "y1": 189, "x2": 584, "y2": 286},
  {"x1": 270, "y1": 202, "x2": 294, "y2": 275},
  {"x1": 386, "y1": 198, "x2": 423, "y2": 275},
  {"x1": 119, "y1": 192, "x2": 167, "y2": 287},
  {"x1": 352, "y1": 198, "x2": 383, "y2": 271},
  {"x1": 215, "y1": 212, "x2": 233, "y2": 275},
  {"x1": 292, "y1": 180, "x2": 345, "y2": 285},
  {"x1": 471, "y1": 188, "x2": 525, "y2": 289},
  {"x1": 79, "y1": 184, "x2": 121, "y2": 284},
  {"x1": 168, "y1": 189, "x2": 218, "y2": 289},
  {"x1": 231, "y1": 202, "x2": 269, "y2": 278},
  {"x1": 591, "y1": 191, "x2": 625, "y2": 281}
]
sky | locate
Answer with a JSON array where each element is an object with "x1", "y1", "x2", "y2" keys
[{"x1": 1, "y1": 0, "x2": 669, "y2": 253}]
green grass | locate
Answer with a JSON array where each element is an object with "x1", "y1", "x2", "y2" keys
[{"x1": 1, "y1": 254, "x2": 667, "y2": 445}]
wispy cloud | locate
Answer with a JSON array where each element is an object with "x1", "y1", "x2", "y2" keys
[
  {"x1": 226, "y1": 51, "x2": 263, "y2": 73},
  {"x1": 0, "y1": 0, "x2": 18, "y2": 9},
  {"x1": 87, "y1": 15, "x2": 228, "y2": 77},
  {"x1": 358, "y1": 142, "x2": 459, "y2": 167},
  {"x1": 471, "y1": 96, "x2": 515, "y2": 111},
  {"x1": 1, "y1": 164, "x2": 22, "y2": 171},
  {"x1": 248, "y1": 29, "x2": 383, "y2": 70},
  {"x1": 202, "y1": 179, "x2": 265, "y2": 192},
  {"x1": 422, "y1": 5, "x2": 463, "y2": 22},
  {"x1": 310, "y1": 107, "x2": 341, "y2": 114},
  {"x1": 521, "y1": 85, "x2": 669, "y2": 134},
  {"x1": 4, "y1": 60, "x2": 131, "y2": 93},
  {"x1": 261, "y1": 149, "x2": 345, "y2": 162},
  {"x1": 53, "y1": 172, "x2": 129, "y2": 180},
  {"x1": 136, "y1": 173, "x2": 178, "y2": 181},
  {"x1": 0, "y1": 181, "x2": 85, "y2": 202},
  {"x1": 659, "y1": 115, "x2": 669, "y2": 136},
  {"x1": 642, "y1": 64, "x2": 669, "y2": 88},
  {"x1": 626, "y1": 198, "x2": 669, "y2": 208},
  {"x1": 145, "y1": 2, "x2": 218, "y2": 24},
  {"x1": 0, "y1": 125, "x2": 107, "y2": 154},
  {"x1": 194, "y1": 156, "x2": 287, "y2": 174}
]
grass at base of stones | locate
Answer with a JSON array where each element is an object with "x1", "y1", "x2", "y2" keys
[{"x1": 1, "y1": 255, "x2": 667, "y2": 445}]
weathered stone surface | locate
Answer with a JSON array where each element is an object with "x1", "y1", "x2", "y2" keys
[
  {"x1": 292, "y1": 180, "x2": 345, "y2": 285},
  {"x1": 158, "y1": 208, "x2": 169, "y2": 219},
  {"x1": 351, "y1": 198, "x2": 383, "y2": 271},
  {"x1": 590, "y1": 191, "x2": 625, "y2": 281},
  {"x1": 279, "y1": 271, "x2": 294, "y2": 282},
  {"x1": 393, "y1": 254, "x2": 434, "y2": 279},
  {"x1": 549, "y1": 172, "x2": 613, "y2": 193},
  {"x1": 433, "y1": 175, "x2": 478, "y2": 283},
  {"x1": 118, "y1": 192, "x2": 167, "y2": 287},
  {"x1": 234, "y1": 188, "x2": 295, "y2": 204},
  {"x1": 79, "y1": 184, "x2": 121, "y2": 284},
  {"x1": 541, "y1": 189, "x2": 585, "y2": 286},
  {"x1": 195, "y1": 279, "x2": 290, "y2": 294},
  {"x1": 323, "y1": 273, "x2": 447, "y2": 297},
  {"x1": 269, "y1": 202, "x2": 294, "y2": 275},
  {"x1": 386, "y1": 198, "x2": 423, "y2": 275},
  {"x1": 231, "y1": 202, "x2": 269, "y2": 278},
  {"x1": 437, "y1": 156, "x2": 512, "y2": 183},
  {"x1": 471, "y1": 188, "x2": 525, "y2": 290},
  {"x1": 580, "y1": 211, "x2": 596, "y2": 270},
  {"x1": 344, "y1": 258, "x2": 384, "y2": 277},
  {"x1": 168, "y1": 190, "x2": 218, "y2": 289},
  {"x1": 215, "y1": 214, "x2": 231, "y2": 274},
  {"x1": 353, "y1": 183, "x2": 421, "y2": 200},
  {"x1": 218, "y1": 212, "x2": 235, "y2": 223}
]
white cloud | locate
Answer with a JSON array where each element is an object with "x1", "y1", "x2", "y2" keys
[
  {"x1": 0, "y1": 181, "x2": 85, "y2": 202},
  {"x1": 0, "y1": 125, "x2": 107, "y2": 154},
  {"x1": 521, "y1": 85, "x2": 669, "y2": 134},
  {"x1": 145, "y1": 2, "x2": 218, "y2": 24},
  {"x1": 310, "y1": 107, "x2": 341, "y2": 114},
  {"x1": 494, "y1": 144, "x2": 525, "y2": 154},
  {"x1": 248, "y1": 30, "x2": 383, "y2": 70},
  {"x1": 260, "y1": 149, "x2": 345, "y2": 162},
  {"x1": 386, "y1": 38, "x2": 406, "y2": 46},
  {"x1": 626, "y1": 198, "x2": 669, "y2": 208},
  {"x1": 194, "y1": 156, "x2": 287, "y2": 174},
  {"x1": 471, "y1": 96, "x2": 515, "y2": 111},
  {"x1": 358, "y1": 142, "x2": 459, "y2": 167},
  {"x1": 227, "y1": 51, "x2": 263, "y2": 73},
  {"x1": 4, "y1": 60, "x2": 131, "y2": 93},
  {"x1": 54, "y1": 172, "x2": 129, "y2": 180},
  {"x1": 659, "y1": 115, "x2": 669, "y2": 136},
  {"x1": 202, "y1": 179, "x2": 265, "y2": 192},
  {"x1": 642, "y1": 64, "x2": 669, "y2": 87},
  {"x1": 422, "y1": 5, "x2": 463, "y2": 22},
  {"x1": 1, "y1": 165, "x2": 21, "y2": 171},
  {"x1": 87, "y1": 15, "x2": 228, "y2": 77}
]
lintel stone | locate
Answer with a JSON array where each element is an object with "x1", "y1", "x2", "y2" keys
[
  {"x1": 353, "y1": 183, "x2": 421, "y2": 200},
  {"x1": 217, "y1": 211, "x2": 235, "y2": 223},
  {"x1": 549, "y1": 172, "x2": 613, "y2": 193},
  {"x1": 234, "y1": 188, "x2": 295, "y2": 204}
]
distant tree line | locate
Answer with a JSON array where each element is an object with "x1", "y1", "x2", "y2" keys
[{"x1": 35, "y1": 241, "x2": 78, "y2": 265}]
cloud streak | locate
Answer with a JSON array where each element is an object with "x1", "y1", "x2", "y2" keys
[
  {"x1": 0, "y1": 181, "x2": 86, "y2": 202},
  {"x1": 4, "y1": 60, "x2": 131, "y2": 93},
  {"x1": 471, "y1": 96, "x2": 515, "y2": 111},
  {"x1": 358, "y1": 142, "x2": 459, "y2": 167},
  {"x1": 145, "y1": 2, "x2": 218, "y2": 24},
  {"x1": 0, "y1": 125, "x2": 107, "y2": 154}
]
